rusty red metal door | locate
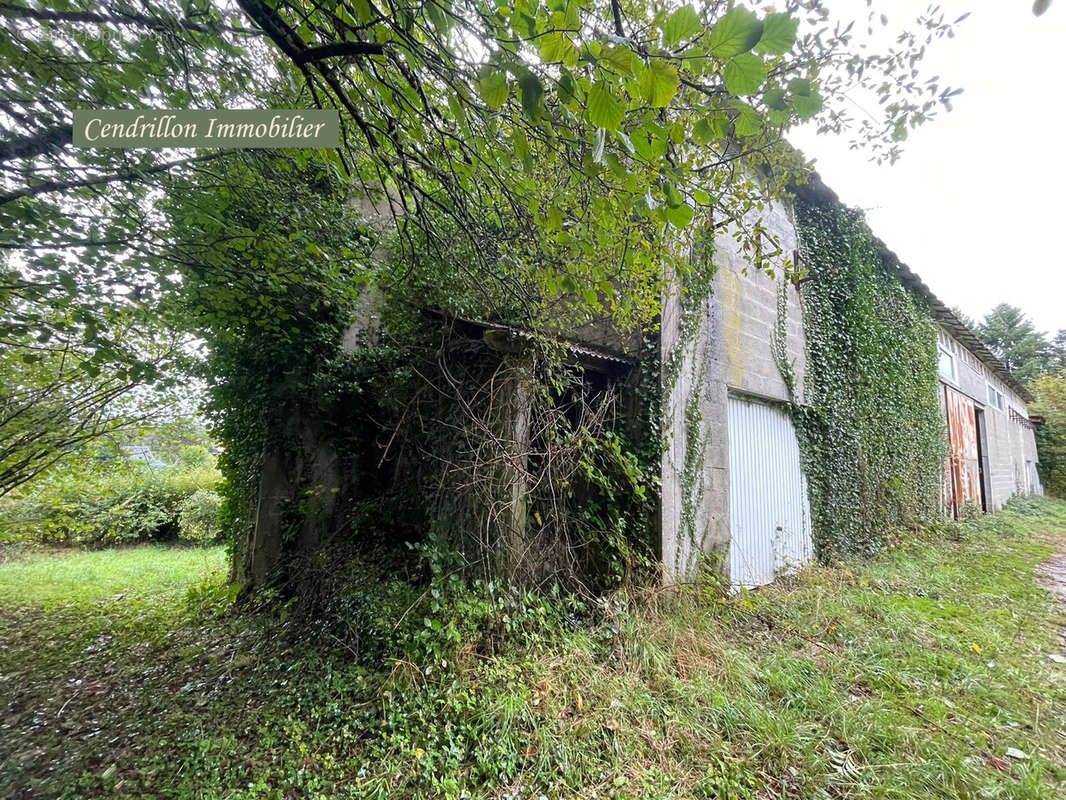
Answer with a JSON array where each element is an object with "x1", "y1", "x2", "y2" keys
[{"x1": 944, "y1": 386, "x2": 981, "y2": 517}]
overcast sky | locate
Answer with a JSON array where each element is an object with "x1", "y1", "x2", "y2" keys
[{"x1": 789, "y1": 0, "x2": 1065, "y2": 336}]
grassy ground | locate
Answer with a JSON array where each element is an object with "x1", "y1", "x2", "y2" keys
[{"x1": 2, "y1": 500, "x2": 1066, "y2": 799}]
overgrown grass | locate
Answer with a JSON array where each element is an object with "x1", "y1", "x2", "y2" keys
[
  {"x1": 0, "y1": 545, "x2": 227, "y2": 608},
  {"x1": 2, "y1": 499, "x2": 1066, "y2": 799}
]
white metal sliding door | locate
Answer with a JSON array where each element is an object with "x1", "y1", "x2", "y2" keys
[{"x1": 728, "y1": 394, "x2": 813, "y2": 589}]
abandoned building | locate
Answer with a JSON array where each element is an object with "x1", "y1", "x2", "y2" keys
[
  {"x1": 662, "y1": 175, "x2": 1043, "y2": 589},
  {"x1": 244, "y1": 175, "x2": 1044, "y2": 595}
]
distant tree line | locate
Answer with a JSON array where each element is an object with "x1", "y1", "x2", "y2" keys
[{"x1": 965, "y1": 303, "x2": 1066, "y2": 497}]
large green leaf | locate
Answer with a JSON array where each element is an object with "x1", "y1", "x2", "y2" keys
[
  {"x1": 791, "y1": 89, "x2": 823, "y2": 119},
  {"x1": 733, "y1": 104, "x2": 763, "y2": 137},
  {"x1": 637, "y1": 61, "x2": 680, "y2": 108},
  {"x1": 662, "y1": 5, "x2": 701, "y2": 49},
  {"x1": 755, "y1": 13, "x2": 798, "y2": 56},
  {"x1": 665, "y1": 202, "x2": 695, "y2": 229},
  {"x1": 477, "y1": 68, "x2": 509, "y2": 110},
  {"x1": 600, "y1": 44, "x2": 639, "y2": 77},
  {"x1": 538, "y1": 30, "x2": 577, "y2": 66},
  {"x1": 764, "y1": 87, "x2": 788, "y2": 111},
  {"x1": 723, "y1": 53, "x2": 767, "y2": 96},
  {"x1": 709, "y1": 6, "x2": 763, "y2": 59},
  {"x1": 632, "y1": 126, "x2": 668, "y2": 160},
  {"x1": 587, "y1": 82, "x2": 625, "y2": 132},
  {"x1": 518, "y1": 73, "x2": 544, "y2": 120}
]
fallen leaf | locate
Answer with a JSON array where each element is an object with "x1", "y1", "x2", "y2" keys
[
  {"x1": 986, "y1": 754, "x2": 1009, "y2": 771},
  {"x1": 1006, "y1": 747, "x2": 1029, "y2": 761}
]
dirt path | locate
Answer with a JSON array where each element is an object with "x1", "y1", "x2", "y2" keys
[{"x1": 1038, "y1": 552, "x2": 1066, "y2": 658}]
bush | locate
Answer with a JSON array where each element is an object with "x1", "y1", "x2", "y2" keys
[
  {"x1": 0, "y1": 458, "x2": 221, "y2": 546},
  {"x1": 178, "y1": 489, "x2": 222, "y2": 544}
]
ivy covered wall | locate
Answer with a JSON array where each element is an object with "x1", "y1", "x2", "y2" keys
[{"x1": 794, "y1": 195, "x2": 945, "y2": 558}]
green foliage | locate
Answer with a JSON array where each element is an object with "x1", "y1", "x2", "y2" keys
[
  {"x1": 1, "y1": 1, "x2": 965, "y2": 414},
  {"x1": 976, "y1": 303, "x2": 1052, "y2": 384},
  {"x1": 178, "y1": 490, "x2": 223, "y2": 544},
  {"x1": 0, "y1": 451, "x2": 220, "y2": 546},
  {"x1": 3, "y1": 497, "x2": 1066, "y2": 797},
  {"x1": 1031, "y1": 370, "x2": 1066, "y2": 498},
  {"x1": 795, "y1": 196, "x2": 945, "y2": 558},
  {"x1": 156, "y1": 150, "x2": 381, "y2": 582},
  {"x1": 0, "y1": 1, "x2": 256, "y2": 443},
  {"x1": 2, "y1": 2, "x2": 970, "y2": 596}
]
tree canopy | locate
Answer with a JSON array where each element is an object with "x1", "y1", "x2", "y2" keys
[
  {"x1": 1, "y1": 1, "x2": 969, "y2": 588},
  {"x1": 976, "y1": 303, "x2": 1059, "y2": 385}
]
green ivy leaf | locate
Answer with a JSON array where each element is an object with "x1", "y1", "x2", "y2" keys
[
  {"x1": 723, "y1": 53, "x2": 767, "y2": 96},
  {"x1": 587, "y1": 82, "x2": 625, "y2": 132},
  {"x1": 637, "y1": 61, "x2": 680, "y2": 108},
  {"x1": 755, "y1": 13, "x2": 798, "y2": 56},
  {"x1": 662, "y1": 5, "x2": 702, "y2": 49},
  {"x1": 709, "y1": 6, "x2": 763, "y2": 59}
]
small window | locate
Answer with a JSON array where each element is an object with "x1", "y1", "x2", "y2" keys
[
  {"x1": 987, "y1": 383, "x2": 1005, "y2": 411},
  {"x1": 938, "y1": 348, "x2": 957, "y2": 383}
]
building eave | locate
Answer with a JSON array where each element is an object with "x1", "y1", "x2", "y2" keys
[{"x1": 794, "y1": 173, "x2": 1034, "y2": 404}]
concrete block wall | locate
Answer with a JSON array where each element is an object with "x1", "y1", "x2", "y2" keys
[
  {"x1": 714, "y1": 200, "x2": 807, "y2": 404},
  {"x1": 660, "y1": 260, "x2": 730, "y2": 579},
  {"x1": 661, "y1": 189, "x2": 1042, "y2": 583},
  {"x1": 660, "y1": 197, "x2": 806, "y2": 580},
  {"x1": 937, "y1": 327, "x2": 1042, "y2": 509}
]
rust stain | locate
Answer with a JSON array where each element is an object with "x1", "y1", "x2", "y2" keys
[{"x1": 944, "y1": 386, "x2": 981, "y2": 516}]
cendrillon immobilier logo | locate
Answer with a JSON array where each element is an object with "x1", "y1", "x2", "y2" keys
[{"x1": 72, "y1": 110, "x2": 339, "y2": 149}]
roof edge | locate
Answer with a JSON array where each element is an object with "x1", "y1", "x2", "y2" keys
[{"x1": 793, "y1": 173, "x2": 1034, "y2": 404}]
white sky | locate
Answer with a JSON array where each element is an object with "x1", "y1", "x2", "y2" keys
[{"x1": 789, "y1": 0, "x2": 1065, "y2": 336}]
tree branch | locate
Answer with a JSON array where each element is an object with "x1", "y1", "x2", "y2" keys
[
  {"x1": 0, "y1": 125, "x2": 73, "y2": 163},
  {"x1": 0, "y1": 2, "x2": 261, "y2": 35},
  {"x1": 610, "y1": 0, "x2": 625, "y2": 37},
  {"x1": 294, "y1": 41, "x2": 386, "y2": 64},
  {"x1": 0, "y1": 153, "x2": 226, "y2": 206}
]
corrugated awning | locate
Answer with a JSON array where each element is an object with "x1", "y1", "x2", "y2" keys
[{"x1": 422, "y1": 308, "x2": 637, "y2": 373}]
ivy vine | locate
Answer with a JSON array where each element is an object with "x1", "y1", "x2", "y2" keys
[{"x1": 793, "y1": 196, "x2": 945, "y2": 558}]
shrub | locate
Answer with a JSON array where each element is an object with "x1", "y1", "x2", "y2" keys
[
  {"x1": 0, "y1": 458, "x2": 221, "y2": 546},
  {"x1": 178, "y1": 489, "x2": 222, "y2": 544}
]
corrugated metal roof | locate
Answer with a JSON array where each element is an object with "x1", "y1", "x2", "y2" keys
[
  {"x1": 794, "y1": 174, "x2": 1034, "y2": 403},
  {"x1": 423, "y1": 308, "x2": 637, "y2": 372}
]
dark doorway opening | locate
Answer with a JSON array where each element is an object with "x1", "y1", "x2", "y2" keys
[{"x1": 974, "y1": 407, "x2": 991, "y2": 512}]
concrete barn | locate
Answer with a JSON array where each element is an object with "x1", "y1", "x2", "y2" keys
[
  {"x1": 661, "y1": 176, "x2": 1043, "y2": 589},
  {"x1": 324, "y1": 178, "x2": 1042, "y2": 594}
]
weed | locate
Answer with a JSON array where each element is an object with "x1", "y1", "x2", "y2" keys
[{"x1": 1, "y1": 500, "x2": 1066, "y2": 798}]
